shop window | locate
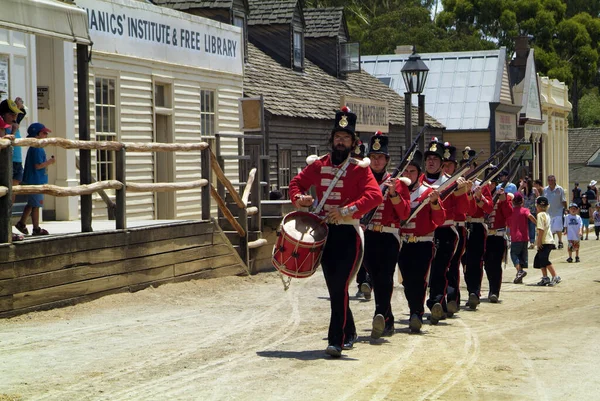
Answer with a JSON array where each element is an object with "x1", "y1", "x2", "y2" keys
[
  {"x1": 340, "y1": 42, "x2": 361, "y2": 74},
  {"x1": 95, "y1": 77, "x2": 117, "y2": 181},
  {"x1": 155, "y1": 82, "x2": 172, "y2": 108},
  {"x1": 233, "y1": 13, "x2": 247, "y2": 62},
  {"x1": 200, "y1": 89, "x2": 216, "y2": 137},
  {"x1": 293, "y1": 30, "x2": 303, "y2": 70},
  {"x1": 278, "y1": 148, "x2": 292, "y2": 197}
]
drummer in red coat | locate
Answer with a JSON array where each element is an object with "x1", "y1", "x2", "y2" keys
[
  {"x1": 399, "y1": 150, "x2": 446, "y2": 333},
  {"x1": 289, "y1": 107, "x2": 382, "y2": 358},
  {"x1": 464, "y1": 170, "x2": 494, "y2": 310},
  {"x1": 361, "y1": 132, "x2": 411, "y2": 339},
  {"x1": 483, "y1": 170, "x2": 513, "y2": 303}
]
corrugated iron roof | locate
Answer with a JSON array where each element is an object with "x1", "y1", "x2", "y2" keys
[
  {"x1": 362, "y1": 49, "x2": 507, "y2": 131},
  {"x1": 244, "y1": 43, "x2": 443, "y2": 128}
]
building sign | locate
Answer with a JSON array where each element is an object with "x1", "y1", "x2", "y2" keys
[
  {"x1": 37, "y1": 86, "x2": 50, "y2": 109},
  {"x1": 0, "y1": 56, "x2": 8, "y2": 102},
  {"x1": 341, "y1": 96, "x2": 389, "y2": 133},
  {"x1": 514, "y1": 143, "x2": 533, "y2": 161},
  {"x1": 524, "y1": 121, "x2": 543, "y2": 140},
  {"x1": 495, "y1": 111, "x2": 516, "y2": 142},
  {"x1": 77, "y1": 0, "x2": 243, "y2": 75}
]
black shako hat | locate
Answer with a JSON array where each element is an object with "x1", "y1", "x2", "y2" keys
[
  {"x1": 424, "y1": 137, "x2": 445, "y2": 160},
  {"x1": 367, "y1": 131, "x2": 389, "y2": 157},
  {"x1": 353, "y1": 140, "x2": 366, "y2": 158},
  {"x1": 408, "y1": 149, "x2": 423, "y2": 172},
  {"x1": 459, "y1": 146, "x2": 477, "y2": 165},
  {"x1": 331, "y1": 106, "x2": 357, "y2": 139},
  {"x1": 443, "y1": 141, "x2": 457, "y2": 162},
  {"x1": 485, "y1": 166, "x2": 499, "y2": 183}
]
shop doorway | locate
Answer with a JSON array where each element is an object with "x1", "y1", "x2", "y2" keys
[{"x1": 155, "y1": 113, "x2": 175, "y2": 219}]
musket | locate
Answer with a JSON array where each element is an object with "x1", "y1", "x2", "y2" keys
[
  {"x1": 481, "y1": 140, "x2": 524, "y2": 184},
  {"x1": 492, "y1": 151, "x2": 526, "y2": 203},
  {"x1": 401, "y1": 158, "x2": 473, "y2": 227},
  {"x1": 360, "y1": 124, "x2": 429, "y2": 225},
  {"x1": 439, "y1": 150, "x2": 482, "y2": 200}
]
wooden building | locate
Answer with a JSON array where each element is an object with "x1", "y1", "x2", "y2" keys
[{"x1": 156, "y1": 1, "x2": 443, "y2": 198}]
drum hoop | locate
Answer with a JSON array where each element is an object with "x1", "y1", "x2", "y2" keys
[
  {"x1": 279, "y1": 230, "x2": 327, "y2": 248},
  {"x1": 272, "y1": 259, "x2": 318, "y2": 278}
]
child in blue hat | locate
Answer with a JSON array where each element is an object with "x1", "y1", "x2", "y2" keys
[{"x1": 14, "y1": 123, "x2": 55, "y2": 236}]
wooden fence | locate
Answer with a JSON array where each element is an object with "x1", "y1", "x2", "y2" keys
[{"x1": 0, "y1": 136, "x2": 262, "y2": 268}]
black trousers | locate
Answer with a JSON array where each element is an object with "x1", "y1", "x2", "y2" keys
[
  {"x1": 484, "y1": 235, "x2": 506, "y2": 297},
  {"x1": 447, "y1": 226, "x2": 467, "y2": 305},
  {"x1": 464, "y1": 223, "x2": 487, "y2": 297},
  {"x1": 355, "y1": 263, "x2": 371, "y2": 289},
  {"x1": 321, "y1": 224, "x2": 362, "y2": 347},
  {"x1": 398, "y1": 241, "x2": 435, "y2": 319},
  {"x1": 363, "y1": 231, "x2": 400, "y2": 325},
  {"x1": 427, "y1": 226, "x2": 458, "y2": 311}
]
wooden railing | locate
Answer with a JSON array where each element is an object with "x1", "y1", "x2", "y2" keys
[{"x1": 0, "y1": 136, "x2": 260, "y2": 269}]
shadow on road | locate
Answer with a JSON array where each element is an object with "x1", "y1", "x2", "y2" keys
[{"x1": 257, "y1": 350, "x2": 357, "y2": 361}]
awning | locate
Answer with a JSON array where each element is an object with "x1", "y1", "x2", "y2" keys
[{"x1": 0, "y1": 0, "x2": 91, "y2": 45}]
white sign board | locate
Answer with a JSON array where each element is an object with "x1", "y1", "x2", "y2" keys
[
  {"x1": 0, "y1": 56, "x2": 8, "y2": 102},
  {"x1": 38, "y1": 86, "x2": 50, "y2": 109},
  {"x1": 495, "y1": 111, "x2": 517, "y2": 142},
  {"x1": 77, "y1": 0, "x2": 243, "y2": 75}
]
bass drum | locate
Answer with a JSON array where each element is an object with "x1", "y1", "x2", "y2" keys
[{"x1": 272, "y1": 211, "x2": 328, "y2": 278}]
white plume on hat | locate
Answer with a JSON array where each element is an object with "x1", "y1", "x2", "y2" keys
[{"x1": 591, "y1": 180, "x2": 597, "y2": 186}]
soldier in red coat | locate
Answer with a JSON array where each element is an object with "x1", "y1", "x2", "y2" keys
[
  {"x1": 399, "y1": 150, "x2": 446, "y2": 333},
  {"x1": 483, "y1": 172, "x2": 514, "y2": 303},
  {"x1": 289, "y1": 107, "x2": 382, "y2": 357},
  {"x1": 464, "y1": 169, "x2": 494, "y2": 310},
  {"x1": 361, "y1": 132, "x2": 411, "y2": 338},
  {"x1": 447, "y1": 146, "x2": 477, "y2": 315},
  {"x1": 424, "y1": 141, "x2": 471, "y2": 323}
]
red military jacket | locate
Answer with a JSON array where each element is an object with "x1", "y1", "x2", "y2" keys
[
  {"x1": 402, "y1": 174, "x2": 446, "y2": 237},
  {"x1": 425, "y1": 173, "x2": 469, "y2": 224},
  {"x1": 469, "y1": 181, "x2": 494, "y2": 218},
  {"x1": 288, "y1": 154, "x2": 382, "y2": 219},
  {"x1": 487, "y1": 187, "x2": 514, "y2": 229},
  {"x1": 369, "y1": 173, "x2": 411, "y2": 227}
]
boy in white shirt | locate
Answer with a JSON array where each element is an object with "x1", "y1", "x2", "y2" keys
[
  {"x1": 564, "y1": 203, "x2": 583, "y2": 263},
  {"x1": 534, "y1": 197, "x2": 561, "y2": 286}
]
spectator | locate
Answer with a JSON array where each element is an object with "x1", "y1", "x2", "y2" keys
[
  {"x1": 533, "y1": 196, "x2": 561, "y2": 286},
  {"x1": 521, "y1": 178, "x2": 539, "y2": 248},
  {"x1": 572, "y1": 182, "x2": 582, "y2": 205},
  {"x1": 579, "y1": 195, "x2": 591, "y2": 240},
  {"x1": 563, "y1": 203, "x2": 583, "y2": 263},
  {"x1": 496, "y1": 170, "x2": 517, "y2": 194},
  {"x1": 585, "y1": 183, "x2": 597, "y2": 208},
  {"x1": 14, "y1": 123, "x2": 55, "y2": 236},
  {"x1": 593, "y1": 204, "x2": 600, "y2": 240},
  {"x1": 508, "y1": 192, "x2": 537, "y2": 284},
  {"x1": 543, "y1": 175, "x2": 567, "y2": 249},
  {"x1": 0, "y1": 99, "x2": 25, "y2": 199},
  {"x1": 0, "y1": 116, "x2": 22, "y2": 241}
]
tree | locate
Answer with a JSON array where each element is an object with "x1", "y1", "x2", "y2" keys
[{"x1": 437, "y1": 0, "x2": 600, "y2": 127}]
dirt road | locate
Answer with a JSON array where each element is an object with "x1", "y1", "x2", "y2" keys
[{"x1": 1, "y1": 240, "x2": 600, "y2": 401}]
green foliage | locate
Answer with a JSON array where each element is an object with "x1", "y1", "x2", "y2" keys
[{"x1": 577, "y1": 88, "x2": 600, "y2": 127}]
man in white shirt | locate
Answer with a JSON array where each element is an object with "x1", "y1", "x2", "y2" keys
[{"x1": 543, "y1": 175, "x2": 567, "y2": 249}]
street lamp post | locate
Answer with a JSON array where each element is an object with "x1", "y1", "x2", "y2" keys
[{"x1": 401, "y1": 47, "x2": 429, "y2": 151}]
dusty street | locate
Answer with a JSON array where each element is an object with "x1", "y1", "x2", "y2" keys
[{"x1": 1, "y1": 239, "x2": 600, "y2": 401}]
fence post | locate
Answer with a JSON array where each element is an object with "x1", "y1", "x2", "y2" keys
[
  {"x1": 250, "y1": 150, "x2": 262, "y2": 232},
  {"x1": 115, "y1": 148, "x2": 126, "y2": 229},
  {"x1": 238, "y1": 207, "x2": 249, "y2": 268},
  {"x1": 201, "y1": 147, "x2": 211, "y2": 220},
  {"x1": 77, "y1": 43, "x2": 93, "y2": 232},
  {"x1": 0, "y1": 146, "x2": 12, "y2": 243}
]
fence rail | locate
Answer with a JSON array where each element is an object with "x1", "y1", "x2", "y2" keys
[{"x1": 0, "y1": 135, "x2": 260, "y2": 268}]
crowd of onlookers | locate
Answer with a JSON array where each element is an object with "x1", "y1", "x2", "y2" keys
[{"x1": 0, "y1": 97, "x2": 54, "y2": 241}]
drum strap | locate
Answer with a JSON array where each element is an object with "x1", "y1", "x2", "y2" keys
[{"x1": 314, "y1": 157, "x2": 351, "y2": 214}]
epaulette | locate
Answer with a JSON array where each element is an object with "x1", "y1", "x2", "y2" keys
[
  {"x1": 349, "y1": 157, "x2": 370, "y2": 168},
  {"x1": 398, "y1": 177, "x2": 411, "y2": 186},
  {"x1": 306, "y1": 154, "x2": 326, "y2": 165}
]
